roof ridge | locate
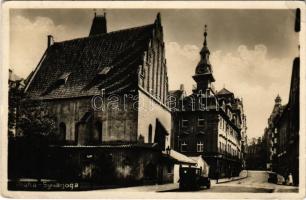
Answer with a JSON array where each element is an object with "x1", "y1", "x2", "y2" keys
[{"x1": 53, "y1": 23, "x2": 154, "y2": 45}]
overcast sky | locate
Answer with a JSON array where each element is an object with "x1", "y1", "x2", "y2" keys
[{"x1": 10, "y1": 9, "x2": 299, "y2": 139}]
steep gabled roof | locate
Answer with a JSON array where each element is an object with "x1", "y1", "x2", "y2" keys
[{"x1": 25, "y1": 23, "x2": 155, "y2": 100}]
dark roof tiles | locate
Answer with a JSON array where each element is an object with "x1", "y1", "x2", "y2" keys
[{"x1": 26, "y1": 24, "x2": 154, "y2": 100}]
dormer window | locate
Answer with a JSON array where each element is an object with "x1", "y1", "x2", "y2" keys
[
  {"x1": 58, "y1": 72, "x2": 70, "y2": 83},
  {"x1": 98, "y1": 67, "x2": 111, "y2": 76},
  {"x1": 42, "y1": 72, "x2": 70, "y2": 95}
]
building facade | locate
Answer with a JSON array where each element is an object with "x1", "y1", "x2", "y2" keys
[
  {"x1": 170, "y1": 26, "x2": 247, "y2": 179},
  {"x1": 271, "y1": 57, "x2": 300, "y2": 185},
  {"x1": 12, "y1": 13, "x2": 181, "y2": 185}
]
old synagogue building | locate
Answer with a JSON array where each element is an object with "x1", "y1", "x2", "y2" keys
[
  {"x1": 169, "y1": 26, "x2": 247, "y2": 179},
  {"x1": 14, "y1": 13, "x2": 196, "y2": 185}
]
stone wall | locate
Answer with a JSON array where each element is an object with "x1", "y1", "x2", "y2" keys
[
  {"x1": 34, "y1": 95, "x2": 138, "y2": 145},
  {"x1": 137, "y1": 90, "x2": 171, "y2": 147}
]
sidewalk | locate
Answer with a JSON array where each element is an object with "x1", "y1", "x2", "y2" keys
[{"x1": 212, "y1": 170, "x2": 248, "y2": 184}]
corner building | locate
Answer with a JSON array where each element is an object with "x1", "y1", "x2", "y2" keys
[{"x1": 170, "y1": 26, "x2": 247, "y2": 179}]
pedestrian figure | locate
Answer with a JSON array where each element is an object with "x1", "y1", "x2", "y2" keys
[
  {"x1": 288, "y1": 173, "x2": 293, "y2": 186},
  {"x1": 216, "y1": 170, "x2": 219, "y2": 184}
]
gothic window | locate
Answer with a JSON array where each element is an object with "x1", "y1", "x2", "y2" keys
[
  {"x1": 181, "y1": 141, "x2": 187, "y2": 152},
  {"x1": 95, "y1": 121, "x2": 102, "y2": 143},
  {"x1": 146, "y1": 65, "x2": 149, "y2": 91},
  {"x1": 59, "y1": 122, "x2": 66, "y2": 142},
  {"x1": 148, "y1": 124, "x2": 153, "y2": 143},
  {"x1": 197, "y1": 141, "x2": 204, "y2": 152},
  {"x1": 152, "y1": 51, "x2": 156, "y2": 95}
]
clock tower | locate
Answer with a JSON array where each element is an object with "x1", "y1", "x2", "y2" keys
[{"x1": 193, "y1": 25, "x2": 215, "y2": 93}]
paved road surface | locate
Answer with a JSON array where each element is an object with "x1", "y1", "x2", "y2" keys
[
  {"x1": 103, "y1": 170, "x2": 298, "y2": 193},
  {"x1": 161, "y1": 170, "x2": 298, "y2": 193}
]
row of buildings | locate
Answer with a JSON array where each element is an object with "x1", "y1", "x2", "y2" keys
[
  {"x1": 9, "y1": 13, "x2": 247, "y2": 186},
  {"x1": 262, "y1": 57, "x2": 299, "y2": 186}
]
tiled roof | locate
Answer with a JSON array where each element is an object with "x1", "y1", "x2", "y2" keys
[
  {"x1": 217, "y1": 88, "x2": 233, "y2": 96},
  {"x1": 25, "y1": 24, "x2": 155, "y2": 100}
]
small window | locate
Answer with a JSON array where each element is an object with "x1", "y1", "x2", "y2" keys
[
  {"x1": 197, "y1": 141, "x2": 204, "y2": 152},
  {"x1": 148, "y1": 124, "x2": 153, "y2": 143},
  {"x1": 182, "y1": 118, "x2": 189, "y2": 127},
  {"x1": 98, "y1": 67, "x2": 111, "y2": 76},
  {"x1": 198, "y1": 115, "x2": 205, "y2": 127},
  {"x1": 198, "y1": 130, "x2": 205, "y2": 135},
  {"x1": 181, "y1": 141, "x2": 187, "y2": 152},
  {"x1": 58, "y1": 72, "x2": 70, "y2": 83}
]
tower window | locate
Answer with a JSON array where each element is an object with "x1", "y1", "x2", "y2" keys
[
  {"x1": 181, "y1": 141, "x2": 188, "y2": 152},
  {"x1": 182, "y1": 118, "x2": 189, "y2": 127},
  {"x1": 198, "y1": 115, "x2": 205, "y2": 127},
  {"x1": 197, "y1": 141, "x2": 204, "y2": 152}
]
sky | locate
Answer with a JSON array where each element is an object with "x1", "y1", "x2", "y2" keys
[{"x1": 9, "y1": 9, "x2": 299, "y2": 139}]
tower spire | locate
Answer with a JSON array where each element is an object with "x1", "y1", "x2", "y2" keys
[
  {"x1": 204, "y1": 24, "x2": 208, "y2": 47},
  {"x1": 192, "y1": 24, "x2": 215, "y2": 93}
]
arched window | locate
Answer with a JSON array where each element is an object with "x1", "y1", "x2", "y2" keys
[
  {"x1": 95, "y1": 121, "x2": 103, "y2": 143},
  {"x1": 59, "y1": 122, "x2": 66, "y2": 142},
  {"x1": 148, "y1": 124, "x2": 152, "y2": 143},
  {"x1": 75, "y1": 123, "x2": 79, "y2": 145}
]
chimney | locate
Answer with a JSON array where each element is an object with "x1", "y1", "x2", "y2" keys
[
  {"x1": 180, "y1": 84, "x2": 184, "y2": 91},
  {"x1": 47, "y1": 35, "x2": 54, "y2": 47},
  {"x1": 295, "y1": 8, "x2": 300, "y2": 32},
  {"x1": 89, "y1": 13, "x2": 107, "y2": 36}
]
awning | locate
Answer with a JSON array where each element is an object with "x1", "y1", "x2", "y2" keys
[{"x1": 162, "y1": 149, "x2": 196, "y2": 165}]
